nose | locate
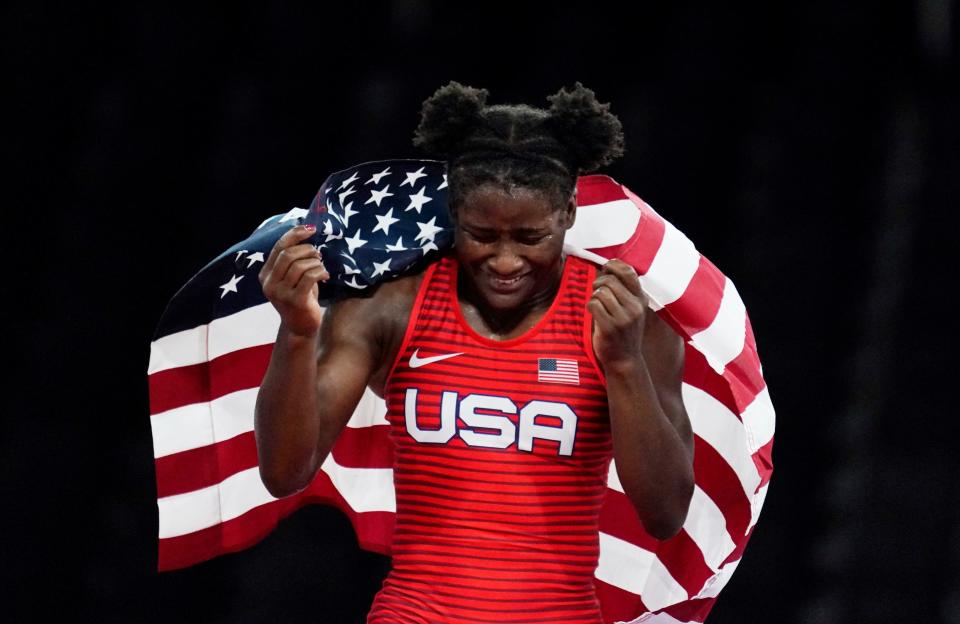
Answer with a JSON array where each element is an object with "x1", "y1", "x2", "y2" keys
[{"x1": 487, "y1": 243, "x2": 525, "y2": 276}]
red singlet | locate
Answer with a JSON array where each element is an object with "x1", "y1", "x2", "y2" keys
[{"x1": 367, "y1": 254, "x2": 613, "y2": 624}]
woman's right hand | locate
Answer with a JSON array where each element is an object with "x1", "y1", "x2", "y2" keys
[{"x1": 258, "y1": 223, "x2": 330, "y2": 338}]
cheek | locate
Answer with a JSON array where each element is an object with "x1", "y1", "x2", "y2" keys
[
  {"x1": 455, "y1": 239, "x2": 489, "y2": 262},
  {"x1": 535, "y1": 236, "x2": 567, "y2": 261}
]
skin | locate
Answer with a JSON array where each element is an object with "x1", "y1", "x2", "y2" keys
[
  {"x1": 452, "y1": 184, "x2": 574, "y2": 339},
  {"x1": 254, "y1": 183, "x2": 695, "y2": 540}
]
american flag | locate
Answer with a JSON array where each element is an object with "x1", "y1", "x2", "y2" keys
[
  {"x1": 538, "y1": 357, "x2": 580, "y2": 385},
  {"x1": 148, "y1": 159, "x2": 775, "y2": 624}
]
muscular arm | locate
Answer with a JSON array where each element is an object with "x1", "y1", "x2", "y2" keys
[
  {"x1": 254, "y1": 297, "x2": 381, "y2": 498},
  {"x1": 604, "y1": 309, "x2": 694, "y2": 540},
  {"x1": 252, "y1": 223, "x2": 408, "y2": 499},
  {"x1": 590, "y1": 260, "x2": 694, "y2": 540}
]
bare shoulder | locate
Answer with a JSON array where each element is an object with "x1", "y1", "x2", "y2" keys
[
  {"x1": 322, "y1": 268, "x2": 428, "y2": 395},
  {"x1": 641, "y1": 307, "x2": 693, "y2": 451},
  {"x1": 641, "y1": 308, "x2": 685, "y2": 378}
]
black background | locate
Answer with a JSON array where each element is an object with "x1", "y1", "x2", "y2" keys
[{"x1": 6, "y1": 2, "x2": 958, "y2": 622}]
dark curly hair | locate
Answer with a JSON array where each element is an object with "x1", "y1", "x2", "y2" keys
[{"x1": 412, "y1": 81, "x2": 625, "y2": 213}]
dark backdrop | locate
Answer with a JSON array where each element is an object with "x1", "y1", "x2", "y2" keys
[{"x1": 6, "y1": 2, "x2": 958, "y2": 622}]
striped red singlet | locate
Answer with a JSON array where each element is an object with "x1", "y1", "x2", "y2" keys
[{"x1": 366, "y1": 254, "x2": 613, "y2": 624}]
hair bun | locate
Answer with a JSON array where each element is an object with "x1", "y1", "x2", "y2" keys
[
  {"x1": 413, "y1": 81, "x2": 489, "y2": 159},
  {"x1": 546, "y1": 82, "x2": 625, "y2": 173}
]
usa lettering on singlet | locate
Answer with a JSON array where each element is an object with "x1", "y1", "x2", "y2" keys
[{"x1": 367, "y1": 254, "x2": 613, "y2": 624}]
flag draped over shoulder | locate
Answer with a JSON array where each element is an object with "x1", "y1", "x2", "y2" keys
[{"x1": 148, "y1": 159, "x2": 774, "y2": 624}]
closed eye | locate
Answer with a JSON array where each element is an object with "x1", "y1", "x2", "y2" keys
[
  {"x1": 466, "y1": 231, "x2": 498, "y2": 244},
  {"x1": 460, "y1": 227, "x2": 550, "y2": 245},
  {"x1": 518, "y1": 234, "x2": 549, "y2": 245}
]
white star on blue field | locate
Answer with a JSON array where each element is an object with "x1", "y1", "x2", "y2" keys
[{"x1": 214, "y1": 160, "x2": 454, "y2": 304}]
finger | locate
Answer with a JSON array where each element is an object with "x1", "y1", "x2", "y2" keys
[
  {"x1": 593, "y1": 269, "x2": 648, "y2": 312},
  {"x1": 292, "y1": 264, "x2": 331, "y2": 302},
  {"x1": 593, "y1": 275, "x2": 647, "y2": 318},
  {"x1": 593, "y1": 274, "x2": 646, "y2": 317},
  {"x1": 261, "y1": 224, "x2": 317, "y2": 277},
  {"x1": 589, "y1": 286, "x2": 632, "y2": 326},
  {"x1": 265, "y1": 243, "x2": 322, "y2": 289},
  {"x1": 600, "y1": 260, "x2": 643, "y2": 298},
  {"x1": 282, "y1": 256, "x2": 328, "y2": 292},
  {"x1": 587, "y1": 298, "x2": 617, "y2": 338},
  {"x1": 586, "y1": 296, "x2": 610, "y2": 322}
]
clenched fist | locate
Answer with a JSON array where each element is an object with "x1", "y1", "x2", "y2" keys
[
  {"x1": 587, "y1": 259, "x2": 649, "y2": 372},
  {"x1": 258, "y1": 223, "x2": 330, "y2": 338}
]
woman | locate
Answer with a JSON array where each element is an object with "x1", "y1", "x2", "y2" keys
[{"x1": 254, "y1": 81, "x2": 694, "y2": 623}]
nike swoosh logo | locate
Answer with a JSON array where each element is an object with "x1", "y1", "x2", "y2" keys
[{"x1": 409, "y1": 348, "x2": 464, "y2": 369}]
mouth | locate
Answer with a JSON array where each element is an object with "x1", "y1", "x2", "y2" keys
[{"x1": 487, "y1": 272, "x2": 530, "y2": 293}]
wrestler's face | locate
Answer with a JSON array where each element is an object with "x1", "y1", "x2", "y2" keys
[{"x1": 453, "y1": 184, "x2": 575, "y2": 313}]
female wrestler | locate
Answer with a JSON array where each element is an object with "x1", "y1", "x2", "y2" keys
[{"x1": 254, "y1": 81, "x2": 694, "y2": 623}]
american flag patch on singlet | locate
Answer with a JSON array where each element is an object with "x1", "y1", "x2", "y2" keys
[{"x1": 538, "y1": 357, "x2": 580, "y2": 384}]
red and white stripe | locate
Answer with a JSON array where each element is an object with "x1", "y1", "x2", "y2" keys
[{"x1": 148, "y1": 174, "x2": 774, "y2": 623}]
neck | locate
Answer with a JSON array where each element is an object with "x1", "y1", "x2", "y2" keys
[{"x1": 457, "y1": 257, "x2": 566, "y2": 338}]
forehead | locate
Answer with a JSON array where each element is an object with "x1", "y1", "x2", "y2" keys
[{"x1": 456, "y1": 185, "x2": 557, "y2": 227}]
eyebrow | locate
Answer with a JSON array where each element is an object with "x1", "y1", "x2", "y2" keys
[{"x1": 460, "y1": 225, "x2": 549, "y2": 235}]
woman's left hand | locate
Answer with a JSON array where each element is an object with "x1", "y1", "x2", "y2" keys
[{"x1": 588, "y1": 259, "x2": 649, "y2": 372}]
